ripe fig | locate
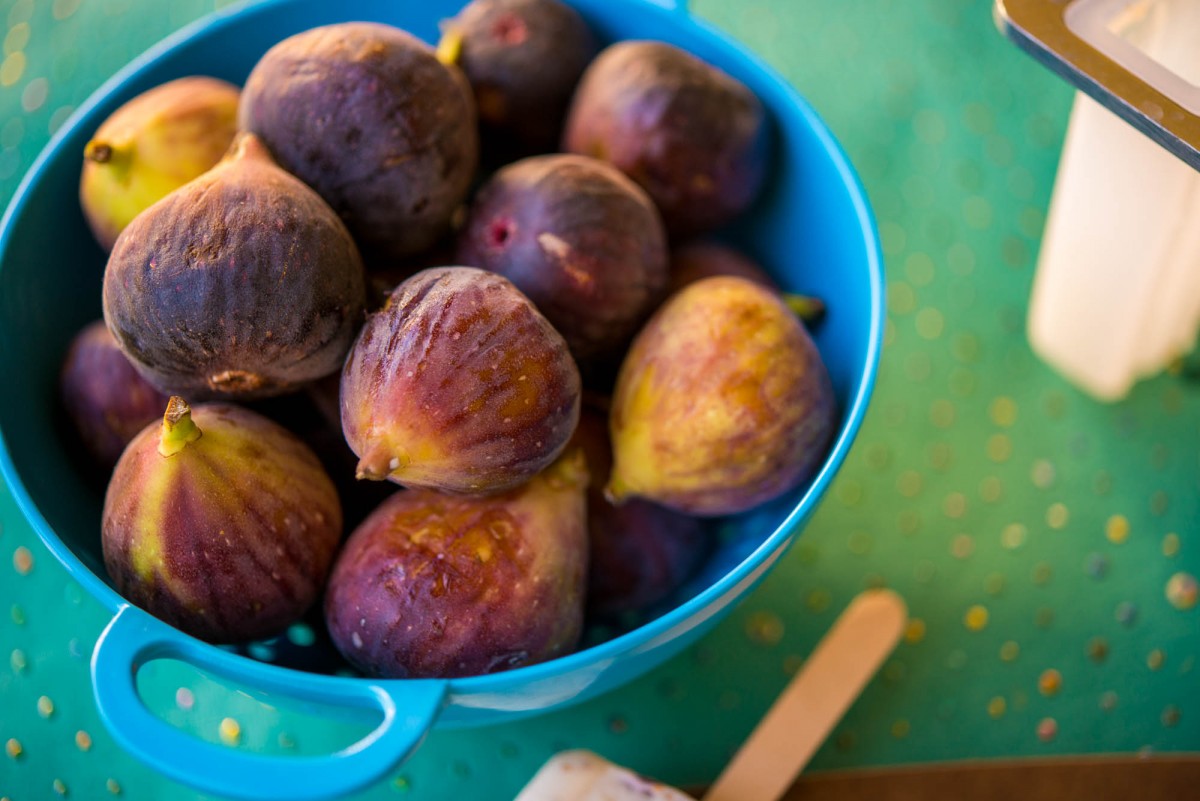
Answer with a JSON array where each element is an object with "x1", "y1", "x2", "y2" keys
[
  {"x1": 341, "y1": 266, "x2": 581, "y2": 494},
  {"x1": 79, "y1": 76, "x2": 239, "y2": 252},
  {"x1": 102, "y1": 397, "x2": 342, "y2": 643},
  {"x1": 563, "y1": 40, "x2": 769, "y2": 237},
  {"x1": 607, "y1": 276, "x2": 835, "y2": 516},
  {"x1": 438, "y1": 0, "x2": 598, "y2": 157},
  {"x1": 572, "y1": 406, "x2": 709, "y2": 619},
  {"x1": 239, "y1": 22, "x2": 479, "y2": 260},
  {"x1": 325, "y1": 449, "x2": 589, "y2": 678},
  {"x1": 102, "y1": 133, "x2": 367, "y2": 400},
  {"x1": 456, "y1": 154, "x2": 668, "y2": 361},
  {"x1": 60, "y1": 320, "x2": 170, "y2": 470}
]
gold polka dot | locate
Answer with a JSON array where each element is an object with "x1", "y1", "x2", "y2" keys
[
  {"x1": 896, "y1": 470, "x2": 923, "y2": 498},
  {"x1": 890, "y1": 719, "x2": 911, "y2": 738},
  {"x1": 836, "y1": 480, "x2": 863, "y2": 507},
  {"x1": 948, "y1": 242, "x2": 976, "y2": 275},
  {"x1": 1163, "y1": 532, "x2": 1180, "y2": 557},
  {"x1": 1147, "y1": 649, "x2": 1165, "y2": 670},
  {"x1": 951, "y1": 534, "x2": 974, "y2": 558},
  {"x1": 1032, "y1": 562, "x2": 1053, "y2": 585},
  {"x1": 950, "y1": 367, "x2": 976, "y2": 397},
  {"x1": 52, "y1": 0, "x2": 83, "y2": 20},
  {"x1": 915, "y1": 307, "x2": 944, "y2": 339},
  {"x1": 8, "y1": 0, "x2": 33, "y2": 27},
  {"x1": 74, "y1": 731, "x2": 91, "y2": 752},
  {"x1": 883, "y1": 318, "x2": 896, "y2": 346},
  {"x1": 53, "y1": 778, "x2": 67, "y2": 796},
  {"x1": 986, "y1": 434, "x2": 1012, "y2": 463},
  {"x1": 1106, "y1": 514, "x2": 1129, "y2": 544},
  {"x1": 0, "y1": 51, "x2": 25, "y2": 87},
  {"x1": 952, "y1": 332, "x2": 981, "y2": 363},
  {"x1": 4, "y1": 22, "x2": 29, "y2": 54},
  {"x1": 888, "y1": 281, "x2": 916, "y2": 314},
  {"x1": 927, "y1": 442, "x2": 953, "y2": 471},
  {"x1": 219, "y1": 717, "x2": 241, "y2": 746},
  {"x1": 13, "y1": 546, "x2": 32, "y2": 575},
  {"x1": 964, "y1": 195, "x2": 993, "y2": 229},
  {"x1": 989, "y1": 396, "x2": 1017, "y2": 427},
  {"x1": 1038, "y1": 669, "x2": 1062, "y2": 696},
  {"x1": 1047, "y1": 502, "x2": 1069, "y2": 529},
  {"x1": 879, "y1": 221, "x2": 907, "y2": 255},
  {"x1": 744, "y1": 611, "x2": 784, "y2": 646},
  {"x1": 898, "y1": 510, "x2": 921, "y2": 536},
  {"x1": 106, "y1": 778, "x2": 121, "y2": 795},
  {"x1": 988, "y1": 696, "x2": 1007, "y2": 718},
  {"x1": 37, "y1": 695, "x2": 54, "y2": 718},
  {"x1": 5, "y1": 738, "x2": 21, "y2": 758},
  {"x1": 1000, "y1": 640, "x2": 1020, "y2": 661},
  {"x1": 943, "y1": 492, "x2": 967, "y2": 519},
  {"x1": 904, "y1": 618, "x2": 926, "y2": 644},
  {"x1": 1031, "y1": 459, "x2": 1055, "y2": 489},
  {"x1": 806, "y1": 589, "x2": 831, "y2": 612},
  {"x1": 1001, "y1": 523, "x2": 1027, "y2": 549},
  {"x1": 905, "y1": 252, "x2": 936, "y2": 286},
  {"x1": 930, "y1": 399, "x2": 955, "y2": 428},
  {"x1": 905, "y1": 352, "x2": 932, "y2": 381},
  {"x1": 985, "y1": 573, "x2": 1005, "y2": 596},
  {"x1": 964, "y1": 605, "x2": 989, "y2": 631}
]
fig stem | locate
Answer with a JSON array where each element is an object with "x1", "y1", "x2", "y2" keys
[
  {"x1": 783, "y1": 293, "x2": 826, "y2": 325},
  {"x1": 83, "y1": 140, "x2": 116, "y2": 165},
  {"x1": 159, "y1": 396, "x2": 202, "y2": 457},
  {"x1": 436, "y1": 25, "x2": 463, "y2": 65},
  {"x1": 603, "y1": 474, "x2": 630, "y2": 506}
]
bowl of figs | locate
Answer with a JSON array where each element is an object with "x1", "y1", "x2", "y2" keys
[{"x1": 0, "y1": 0, "x2": 882, "y2": 797}]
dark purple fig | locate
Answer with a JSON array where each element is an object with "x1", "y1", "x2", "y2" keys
[
  {"x1": 341, "y1": 266, "x2": 581, "y2": 494},
  {"x1": 101, "y1": 133, "x2": 367, "y2": 400},
  {"x1": 670, "y1": 241, "x2": 825, "y2": 323},
  {"x1": 239, "y1": 22, "x2": 479, "y2": 260},
  {"x1": 571, "y1": 406, "x2": 709, "y2": 618},
  {"x1": 563, "y1": 40, "x2": 769, "y2": 237},
  {"x1": 102, "y1": 397, "x2": 342, "y2": 643},
  {"x1": 438, "y1": 0, "x2": 598, "y2": 158},
  {"x1": 325, "y1": 449, "x2": 589, "y2": 678},
  {"x1": 60, "y1": 320, "x2": 170, "y2": 469},
  {"x1": 608, "y1": 276, "x2": 835, "y2": 516},
  {"x1": 457, "y1": 154, "x2": 668, "y2": 362}
]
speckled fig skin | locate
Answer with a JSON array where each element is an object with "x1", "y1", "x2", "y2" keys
[
  {"x1": 60, "y1": 320, "x2": 171, "y2": 469},
  {"x1": 571, "y1": 406, "x2": 709, "y2": 618},
  {"x1": 102, "y1": 133, "x2": 367, "y2": 400},
  {"x1": 325, "y1": 449, "x2": 589, "y2": 678},
  {"x1": 79, "y1": 76, "x2": 240, "y2": 252},
  {"x1": 239, "y1": 22, "x2": 479, "y2": 260},
  {"x1": 563, "y1": 40, "x2": 769, "y2": 237},
  {"x1": 102, "y1": 398, "x2": 342, "y2": 643},
  {"x1": 439, "y1": 0, "x2": 598, "y2": 157},
  {"x1": 608, "y1": 276, "x2": 836, "y2": 516},
  {"x1": 341, "y1": 266, "x2": 581, "y2": 494},
  {"x1": 456, "y1": 154, "x2": 668, "y2": 361}
]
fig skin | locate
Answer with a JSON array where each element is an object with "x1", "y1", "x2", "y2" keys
[
  {"x1": 239, "y1": 22, "x2": 479, "y2": 260},
  {"x1": 325, "y1": 449, "x2": 589, "y2": 678},
  {"x1": 60, "y1": 320, "x2": 170, "y2": 469},
  {"x1": 102, "y1": 398, "x2": 343, "y2": 643},
  {"x1": 669, "y1": 240, "x2": 825, "y2": 323},
  {"x1": 79, "y1": 76, "x2": 240, "y2": 252},
  {"x1": 608, "y1": 276, "x2": 836, "y2": 516},
  {"x1": 438, "y1": 0, "x2": 598, "y2": 157},
  {"x1": 562, "y1": 40, "x2": 769, "y2": 237},
  {"x1": 341, "y1": 266, "x2": 581, "y2": 494},
  {"x1": 456, "y1": 154, "x2": 669, "y2": 362},
  {"x1": 102, "y1": 133, "x2": 367, "y2": 400},
  {"x1": 572, "y1": 405, "x2": 709, "y2": 618}
]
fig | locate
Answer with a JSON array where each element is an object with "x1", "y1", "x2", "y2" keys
[
  {"x1": 563, "y1": 40, "x2": 769, "y2": 237},
  {"x1": 607, "y1": 276, "x2": 835, "y2": 516},
  {"x1": 325, "y1": 449, "x2": 589, "y2": 678},
  {"x1": 102, "y1": 397, "x2": 342, "y2": 643},
  {"x1": 456, "y1": 154, "x2": 669, "y2": 361},
  {"x1": 438, "y1": 0, "x2": 598, "y2": 157},
  {"x1": 102, "y1": 133, "x2": 367, "y2": 400},
  {"x1": 572, "y1": 406, "x2": 709, "y2": 618},
  {"x1": 238, "y1": 22, "x2": 479, "y2": 260},
  {"x1": 669, "y1": 241, "x2": 825, "y2": 323},
  {"x1": 341, "y1": 266, "x2": 581, "y2": 494},
  {"x1": 59, "y1": 320, "x2": 171, "y2": 470},
  {"x1": 79, "y1": 76, "x2": 239, "y2": 252}
]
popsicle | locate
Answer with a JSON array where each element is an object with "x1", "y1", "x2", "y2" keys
[{"x1": 515, "y1": 589, "x2": 907, "y2": 801}]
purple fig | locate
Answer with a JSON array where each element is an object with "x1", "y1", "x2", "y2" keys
[
  {"x1": 325, "y1": 449, "x2": 589, "y2": 678},
  {"x1": 457, "y1": 154, "x2": 669, "y2": 361},
  {"x1": 102, "y1": 397, "x2": 342, "y2": 643},
  {"x1": 60, "y1": 320, "x2": 170, "y2": 469},
  {"x1": 341, "y1": 266, "x2": 581, "y2": 494}
]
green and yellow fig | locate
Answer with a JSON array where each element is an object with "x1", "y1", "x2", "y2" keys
[
  {"x1": 79, "y1": 76, "x2": 240, "y2": 252},
  {"x1": 325, "y1": 448, "x2": 589, "y2": 678},
  {"x1": 607, "y1": 276, "x2": 836, "y2": 516},
  {"x1": 102, "y1": 397, "x2": 342, "y2": 643}
]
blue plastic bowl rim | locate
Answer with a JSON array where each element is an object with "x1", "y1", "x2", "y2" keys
[{"x1": 0, "y1": 0, "x2": 884, "y2": 696}]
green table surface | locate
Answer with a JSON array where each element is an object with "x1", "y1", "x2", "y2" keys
[{"x1": 2, "y1": 0, "x2": 1199, "y2": 799}]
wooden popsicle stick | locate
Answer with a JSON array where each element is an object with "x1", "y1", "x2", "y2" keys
[{"x1": 702, "y1": 589, "x2": 908, "y2": 801}]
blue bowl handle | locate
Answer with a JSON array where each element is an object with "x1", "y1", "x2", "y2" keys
[{"x1": 91, "y1": 605, "x2": 448, "y2": 801}]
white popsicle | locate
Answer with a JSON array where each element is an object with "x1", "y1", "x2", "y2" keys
[{"x1": 514, "y1": 589, "x2": 907, "y2": 801}]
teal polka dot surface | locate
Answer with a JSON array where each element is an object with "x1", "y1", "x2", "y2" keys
[{"x1": 2, "y1": 0, "x2": 1199, "y2": 799}]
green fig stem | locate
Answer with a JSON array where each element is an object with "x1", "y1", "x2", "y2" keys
[
  {"x1": 84, "y1": 140, "x2": 114, "y2": 164},
  {"x1": 436, "y1": 25, "x2": 463, "y2": 65},
  {"x1": 783, "y1": 293, "x2": 826, "y2": 325},
  {"x1": 603, "y1": 474, "x2": 630, "y2": 506},
  {"x1": 158, "y1": 397, "x2": 202, "y2": 457}
]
